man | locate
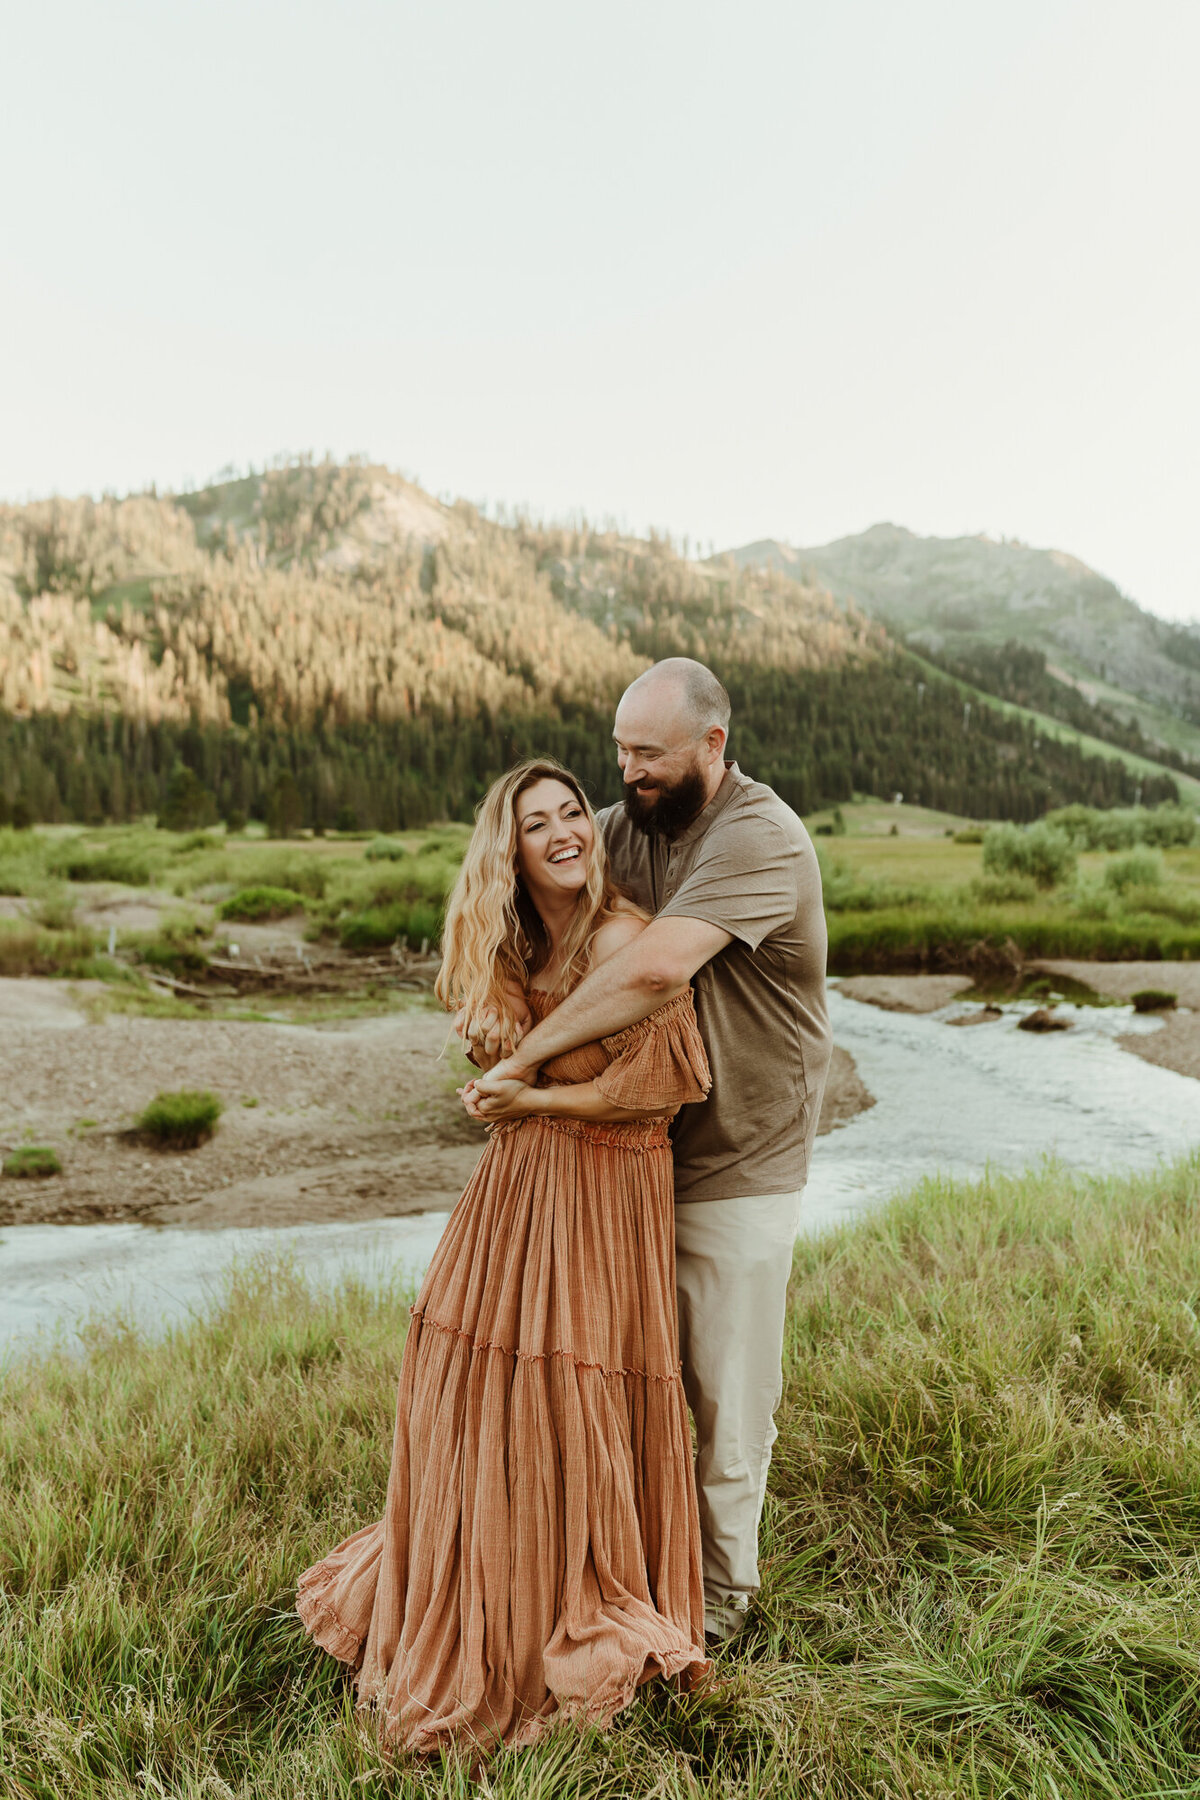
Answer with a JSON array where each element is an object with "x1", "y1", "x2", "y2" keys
[{"x1": 472, "y1": 656, "x2": 831, "y2": 1641}]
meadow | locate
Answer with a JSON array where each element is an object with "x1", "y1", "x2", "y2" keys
[
  {"x1": 0, "y1": 823, "x2": 469, "y2": 995},
  {"x1": 3, "y1": 799, "x2": 1197, "y2": 1001},
  {"x1": 5, "y1": 1153, "x2": 1200, "y2": 1797},
  {"x1": 805, "y1": 801, "x2": 1200, "y2": 970}
]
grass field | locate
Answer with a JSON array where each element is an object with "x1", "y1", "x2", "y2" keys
[
  {"x1": 804, "y1": 801, "x2": 1200, "y2": 968},
  {"x1": 4, "y1": 1153, "x2": 1200, "y2": 1796},
  {"x1": 3, "y1": 802, "x2": 1200, "y2": 990}
]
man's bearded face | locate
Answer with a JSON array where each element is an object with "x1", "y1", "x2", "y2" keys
[{"x1": 622, "y1": 749, "x2": 709, "y2": 839}]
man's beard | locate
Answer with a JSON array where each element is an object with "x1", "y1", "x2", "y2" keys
[{"x1": 622, "y1": 765, "x2": 709, "y2": 839}]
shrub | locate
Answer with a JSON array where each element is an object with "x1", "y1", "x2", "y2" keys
[
  {"x1": 137, "y1": 1089, "x2": 222, "y2": 1147},
  {"x1": 1132, "y1": 988, "x2": 1177, "y2": 1012},
  {"x1": 365, "y1": 836, "x2": 409, "y2": 861},
  {"x1": 1140, "y1": 805, "x2": 1198, "y2": 848},
  {"x1": 1104, "y1": 849, "x2": 1164, "y2": 893},
  {"x1": 1069, "y1": 875, "x2": 1116, "y2": 921},
  {"x1": 1046, "y1": 801, "x2": 1198, "y2": 851},
  {"x1": 816, "y1": 856, "x2": 925, "y2": 913},
  {"x1": 28, "y1": 888, "x2": 77, "y2": 929},
  {"x1": 1120, "y1": 884, "x2": 1200, "y2": 925},
  {"x1": 0, "y1": 919, "x2": 98, "y2": 977},
  {"x1": 982, "y1": 820, "x2": 1076, "y2": 890},
  {"x1": 53, "y1": 844, "x2": 157, "y2": 885},
  {"x1": 132, "y1": 936, "x2": 210, "y2": 979},
  {"x1": 954, "y1": 826, "x2": 985, "y2": 844},
  {"x1": 0, "y1": 827, "x2": 53, "y2": 895},
  {"x1": 971, "y1": 872, "x2": 1038, "y2": 904},
  {"x1": 218, "y1": 885, "x2": 307, "y2": 921},
  {"x1": 2, "y1": 1145, "x2": 61, "y2": 1178},
  {"x1": 338, "y1": 899, "x2": 442, "y2": 950}
]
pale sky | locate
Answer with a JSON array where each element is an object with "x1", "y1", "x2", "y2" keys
[{"x1": 3, "y1": 1, "x2": 1198, "y2": 621}]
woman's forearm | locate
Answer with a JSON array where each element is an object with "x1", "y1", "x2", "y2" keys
[{"x1": 528, "y1": 1081, "x2": 676, "y2": 1125}]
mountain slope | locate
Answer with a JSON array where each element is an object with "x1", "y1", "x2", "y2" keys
[
  {"x1": 0, "y1": 461, "x2": 1193, "y2": 828},
  {"x1": 723, "y1": 524, "x2": 1200, "y2": 763}
]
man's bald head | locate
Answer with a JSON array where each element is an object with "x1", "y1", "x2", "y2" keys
[
  {"x1": 613, "y1": 658, "x2": 731, "y2": 838},
  {"x1": 620, "y1": 658, "x2": 731, "y2": 740}
]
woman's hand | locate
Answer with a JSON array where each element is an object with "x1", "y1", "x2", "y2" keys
[{"x1": 458, "y1": 1076, "x2": 539, "y2": 1122}]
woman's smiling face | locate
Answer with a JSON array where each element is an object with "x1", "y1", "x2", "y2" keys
[{"x1": 514, "y1": 778, "x2": 594, "y2": 907}]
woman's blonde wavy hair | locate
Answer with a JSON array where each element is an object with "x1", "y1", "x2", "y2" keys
[{"x1": 435, "y1": 759, "x2": 627, "y2": 1043}]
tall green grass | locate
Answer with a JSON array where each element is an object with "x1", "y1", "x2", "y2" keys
[
  {"x1": 827, "y1": 902, "x2": 1200, "y2": 968},
  {"x1": 5, "y1": 1155, "x2": 1200, "y2": 1795}
]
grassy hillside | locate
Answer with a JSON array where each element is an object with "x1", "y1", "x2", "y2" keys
[{"x1": 725, "y1": 523, "x2": 1200, "y2": 769}]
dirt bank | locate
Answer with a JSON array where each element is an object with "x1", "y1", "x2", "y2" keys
[
  {"x1": 0, "y1": 980, "x2": 875, "y2": 1227},
  {"x1": 0, "y1": 983, "x2": 483, "y2": 1229},
  {"x1": 1033, "y1": 959, "x2": 1200, "y2": 1084},
  {"x1": 833, "y1": 974, "x2": 975, "y2": 1014}
]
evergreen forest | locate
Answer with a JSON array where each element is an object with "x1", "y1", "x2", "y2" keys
[{"x1": 0, "y1": 460, "x2": 1184, "y2": 830}]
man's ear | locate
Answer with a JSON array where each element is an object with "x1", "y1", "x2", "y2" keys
[{"x1": 705, "y1": 725, "x2": 728, "y2": 761}]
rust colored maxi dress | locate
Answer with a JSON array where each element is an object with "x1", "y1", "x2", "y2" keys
[{"x1": 295, "y1": 989, "x2": 712, "y2": 1753}]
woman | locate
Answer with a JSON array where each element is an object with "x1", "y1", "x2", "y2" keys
[{"x1": 296, "y1": 759, "x2": 711, "y2": 1754}]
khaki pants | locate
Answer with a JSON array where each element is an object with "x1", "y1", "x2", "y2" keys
[{"x1": 674, "y1": 1188, "x2": 804, "y2": 1638}]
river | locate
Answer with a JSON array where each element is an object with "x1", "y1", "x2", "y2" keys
[{"x1": 3, "y1": 987, "x2": 1198, "y2": 1356}]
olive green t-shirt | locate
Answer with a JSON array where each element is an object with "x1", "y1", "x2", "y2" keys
[{"x1": 599, "y1": 763, "x2": 831, "y2": 1203}]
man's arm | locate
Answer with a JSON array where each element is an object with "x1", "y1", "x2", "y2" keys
[{"x1": 475, "y1": 914, "x2": 731, "y2": 1088}]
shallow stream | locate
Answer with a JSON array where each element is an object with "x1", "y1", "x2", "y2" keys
[{"x1": 3, "y1": 987, "x2": 1198, "y2": 1355}]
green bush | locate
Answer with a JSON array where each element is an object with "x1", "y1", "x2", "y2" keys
[
  {"x1": 0, "y1": 827, "x2": 53, "y2": 896},
  {"x1": 2, "y1": 1145, "x2": 61, "y2": 1178},
  {"x1": 364, "y1": 836, "x2": 410, "y2": 861},
  {"x1": 1131, "y1": 988, "x2": 1177, "y2": 1012},
  {"x1": 218, "y1": 885, "x2": 308, "y2": 922},
  {"x1": 137, "y1": 1089, "x2": 222, "y2": 1148},
  {"x1": 1104, "y1": 849, "x2": 1164, "y2": 893},
  {"x1": 1069, "y1": 875, "x2": 1116, "y2": 921},
  {"x1": 971, "y1": 871, "x2": 1038, "y2": 904},
  {"x1": 1047, "y1": 801, "x2": 1198, "y2": 851},
  {"x1": 982, "y1": 820, "x2": 1077, "y2": 889},
  {"x1": 338, "y1": 899, "x2": 442, "y2": 950},
  {"x1": 1121, "y1": 884, "x2": 1200, "y2": 925},
  {"x1": 28, "y1": 887, "x2": 77, "y2": 930},
  {"x1": 816, "y1": 854, "x2": 924, "y2": 913},
  {"x1": 954, "y1": 826, "x2": 985, "y2": 844},
  {"x1": 0, "y1": 919, "x2": 98, "y2": 977},
  {"x1": 132, "y1": 937, "x2": 210, "y2": 979},
  {"x1": 48, "y1": 842, "x2": 157, "y2": 885},
  {"x1": 171, "y1": 843, "x2": 334, "y2": 899}
]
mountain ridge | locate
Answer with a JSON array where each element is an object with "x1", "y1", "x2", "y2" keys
[
  {"x1": 721, "y1": 523, "x2": 1200, "y2": 767},
  {"x1": 0, "y1": 459, "x2": 1194, "y2": 827}
]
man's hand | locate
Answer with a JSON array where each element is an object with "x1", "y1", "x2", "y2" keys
[
  {"x1": 452, "y1": 988, "x2": 533, "y2": 1070},
  {"x1": 474, "y1": 1050, "x2": 540, "y2": 1093},
  {"x1": 458, "y1": 1075, "x2": 536, "y2": 1121}
]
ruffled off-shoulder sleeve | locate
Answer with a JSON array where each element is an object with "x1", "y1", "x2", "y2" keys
[{"x1": 594, "y1": 990, "x2": 712, "y2": 1111}]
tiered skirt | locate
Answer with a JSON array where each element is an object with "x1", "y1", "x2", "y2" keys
[{"x1": 296, "y1": 1109, "x2": 709, "y2": 1753}]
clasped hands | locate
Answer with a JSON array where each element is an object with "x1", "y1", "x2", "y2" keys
[{"x1": 453, "y1": 994, "x2": 538, "y2": 1122}]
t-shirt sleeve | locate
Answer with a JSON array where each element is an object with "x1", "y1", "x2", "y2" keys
[
  {"x1": 657, "y1": 815, "x2": 800, "y2": 951},
  {"x1": 594, "y1": 992, "x2": 712, "y2": 1110}
]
